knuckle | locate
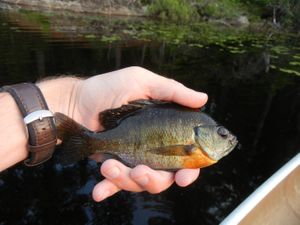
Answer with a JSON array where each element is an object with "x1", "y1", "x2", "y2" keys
[
  {"x1": 134, "y1": 164, "x2": 149, "y2": 171},
  {"x1": 128, "y1": 66, "x2": 146, "y2": 74},
  {"x1": 169, "y1": 78, "x2": 182, "y2": 87}
]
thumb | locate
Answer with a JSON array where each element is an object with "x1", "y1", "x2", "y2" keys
[{"x1": 141, "y1": 71, "x2": 208, "y2": 108}]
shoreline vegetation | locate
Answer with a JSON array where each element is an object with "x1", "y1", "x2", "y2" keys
[{"x1": 1, "y1": 0, "x2": 299, "y2": 30}]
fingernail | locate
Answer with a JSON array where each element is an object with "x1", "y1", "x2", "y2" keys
[
  {"x1": 104, "y1": 167, "x2": 120, "y2": 179},
  {"x1": 97, "y1": 190, "x2": 110, "y2": 202},
  {"x1": 134, "y1": 176, "x2": 149, "y2": 186}
]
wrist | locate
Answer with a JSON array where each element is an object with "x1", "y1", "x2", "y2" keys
[{"x1": 0, "y1": 77, "x2": 83, "y2": 171}]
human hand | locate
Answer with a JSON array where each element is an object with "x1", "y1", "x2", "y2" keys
[
  {"x1": 41, "y1": 66, "x2": 208, "y2": 202},
  {"x1": 76, "y1": 67, "x2": 208, "y2": 201}
]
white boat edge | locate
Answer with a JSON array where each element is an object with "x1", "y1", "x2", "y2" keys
[{"x1": 220, "y1": 152, "x2": 300, "y2": 225}]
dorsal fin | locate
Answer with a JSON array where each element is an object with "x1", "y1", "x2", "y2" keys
[
  {"x1": 129, "y1": 99, "x2": 167, "y2": 106},
  {"x1": 99, "y1": 99, "x2": 172, "y2": 130},
  {"x1": 99, "y1": 103, "x2": 142, "y2": 130}
]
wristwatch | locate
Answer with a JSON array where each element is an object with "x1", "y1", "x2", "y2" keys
[{"x1": 0, "y1": 83, "x2": 57, "y2": 166}]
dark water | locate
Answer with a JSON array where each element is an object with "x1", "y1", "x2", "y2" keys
[{"x1": 0, "y1": 7, "x2": 300, "y2": 225}]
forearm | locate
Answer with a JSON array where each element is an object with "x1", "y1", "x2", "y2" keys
[
  {"x1": 0, "y1": 77, "x2": 80, "y2": 171},
  {"x1": 0, "y1": 93, "x2": 28, "y2": 171}
]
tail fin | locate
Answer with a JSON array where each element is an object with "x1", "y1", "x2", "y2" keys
[{"x1": 55, "y1": 113, "x2": 91, "y2": 165}]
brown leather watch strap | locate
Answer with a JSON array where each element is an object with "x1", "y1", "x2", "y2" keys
[{"x1": 1, "y1": 83, "x2": 57, "y2": 166}]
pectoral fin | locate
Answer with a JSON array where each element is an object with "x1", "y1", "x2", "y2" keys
[{"x1": 148, "y1": 145, "x2": 197, "y2": 156}]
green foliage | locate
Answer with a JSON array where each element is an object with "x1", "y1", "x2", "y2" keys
[
  {"x1": 20, "y1": 10, "x2": 51, "y2": 33},
  {"x1": 147, "y1": 0, "x2": 249, "y2": 22},
  {"x1": 242, "y1": 0, "x2": 300, "y2": 27},
  {"x1": 241, "y1": 0, "x2": 270, "y2": 7},
  {"x1": 198, "y1": 0, "x2": 244, "y2": 19},
  {"x1": 101, "y1": 34, "x2": 121, "y2": 43},
  {"x1": 147, "y1": 0, "x2": 199, "y2": 22},
  {"x1": 289, "y1": 61, "x2": 300, "y2": 66},
  {"x1": 146, "y1": 0, "x2": 299, "y2": 28},
  {"x1": 279, "y1": 68, "x2": 300, "y2": 76}
]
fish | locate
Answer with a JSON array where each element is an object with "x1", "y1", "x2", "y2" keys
[{"x1": 55, "y1": 100, "x2": 238, "y2": 170}]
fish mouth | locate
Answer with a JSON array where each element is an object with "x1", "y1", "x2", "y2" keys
[
  {"x1": 223, "y1": 142, "x2": 237, "y2": 157},
  {"x1": 230, "y1": 136, "x2": 238, "y2": 146},
  {"x1": 217, "y1": 135, "x2": 238, "y2": 159}
]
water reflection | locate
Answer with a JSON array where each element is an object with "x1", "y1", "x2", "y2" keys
[
  {"x1": 0, "y1": 7, "x2": 300, "y2": 225},
  {"x1": 131, "y1": 193, "x2": 174, "y2": 225}
]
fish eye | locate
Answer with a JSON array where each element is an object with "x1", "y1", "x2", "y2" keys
[{"x1": 217, "y1": 126, "x2": 229, "y2": 138}]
